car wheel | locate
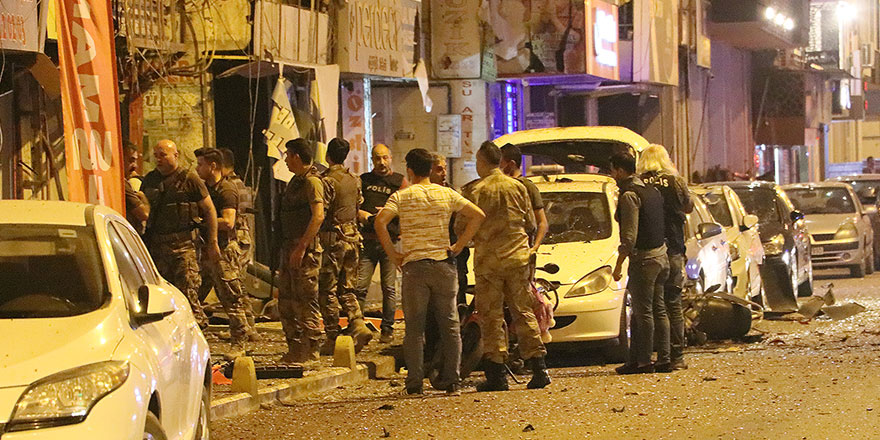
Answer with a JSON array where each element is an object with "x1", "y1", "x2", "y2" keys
[
  {"x1": 194, "y1": 380, "x2": 211, "y2": 440},
  {"x1": 851, "y1": 261, "x2": 866, "y2": 278},
  {"x1": 797, "y1": 263, "x2": 813, "y2": 297},
  {"x1": 143, "y1": 412, "x2": 167, "y2": 440},
  {"x1": 866, "y1": 248, "x2": 875, "y2": 275},
  {"x1": 602, "y1": 303, "x2": 629, "y2": 364}
]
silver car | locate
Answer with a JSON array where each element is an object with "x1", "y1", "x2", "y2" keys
[{"x1": 783, "y1": 182, "x2": 874, "y2": 278}]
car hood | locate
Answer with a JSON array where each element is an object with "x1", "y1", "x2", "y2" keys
[
  {"x1": 0, "y1": 306, "x2": 124, "y2": 388},
  {"x1": 535, "y1": 240, "x2": 616, "y2": 285},
  {"x1": 804, "y1": 213, "x2": 860, "y2": 235}
]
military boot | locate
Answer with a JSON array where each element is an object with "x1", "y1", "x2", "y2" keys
[
  {"x1": 526, "y1": 357, "x2": 551, "y2": 389},
  {"x1": 349, "y1": 319, "x2": 374, "y2": 353},
  {"x1": 279, "y1": 340, "x2": 304, "y2": 364},
  {"x1": 303, "y1": 338, "x2": 321, "y2": 362},
  {"x1": 476, "y1": 361, "x2": 509, "y2": 392},
  {"x1": 320, "y1": 331, "x2": 339, "y2": 356}
]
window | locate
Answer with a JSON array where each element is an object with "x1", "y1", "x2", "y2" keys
[
  {"x1": 107, "y1": 224, "x2": 145, "y2": 313},
  {"x1": 112, "y1": 222, "x2": 159, "y2": 285}
]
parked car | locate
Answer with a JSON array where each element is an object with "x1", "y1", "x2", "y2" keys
[
  {"x1": 0, "y1": 201, "x2": 211, "y2": 440},
  {"x1": 707, "y1": 181, "x2": 811, "y2": 312},
  {"x1": 683, "y1": 190, "x2": 732, "y2": 295},
  {"x1": 692, "y1": 185, "x2": 765, "y2": 302},
  {"x1": 783, "y1": 182, "x2": 874, "y2": 278},
  {"x1": 829, "y1": 174, "x2": 880, "y2": 267}
]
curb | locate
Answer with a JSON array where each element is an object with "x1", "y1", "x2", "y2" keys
[{"x1": 210, "y1": 355, "x2": 396, "y2": 420}]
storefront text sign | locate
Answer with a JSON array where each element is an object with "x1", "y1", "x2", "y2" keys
[
  {"x1": 586, "y1": 0, "x2": 619, "y2": 80},
  {"x1": 431, "y1": 0, "x2": 482, "y2": 79},
  {"x1": 337, "y1": 0, "x2": 419, "y2": 77},
  {"x1": 1, "y1": 0, "x2": 40, "y2": 52},
  {"x1": 56, "y1": 0, "x2": 124, "y2": 213}
]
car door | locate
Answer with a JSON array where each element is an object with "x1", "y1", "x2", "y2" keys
[
  {"x1": 726, "y1": 187, "x2": 763, "y2": 294},
  {"x1": 107, "y1": 221, "x2": 189, "y2": 436},
  {"x1": 777, "y1": 188, "x2": 810, "y2": 281},
  {"x1": 849, "y1": 188, "x2": 874, "y2": 254},
  {"x1": 693, "y1": 199, "x2": 728, "y2": 290}
]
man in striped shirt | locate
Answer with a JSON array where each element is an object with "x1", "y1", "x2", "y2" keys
[{"x1": 375, "y1": 148, "x2": 485, "y2": 395}]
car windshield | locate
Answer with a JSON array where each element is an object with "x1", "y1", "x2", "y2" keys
[
  {"x1": 731, "y1": 187, "x2": 781, "y2": 225},
  {"x1": 0, "y1": 225, "x2": 108, "y2": 318},
  {"x1": 519, "y1": 140, "x2": 635, "y2": 174},
  {"x1": 542, "y1": 192, "x2": 612, "y2": 244},
  {"x1": 787, "y1": 188, "x2": 856, "y2": 214},
  {"x1": 840, "y1": 180, "x2": 880, "y2": 205},
  {"x1": 701, "y1": 192, "x2": 733, "y2": 227}
]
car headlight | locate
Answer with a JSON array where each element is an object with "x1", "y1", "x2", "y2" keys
[
  {"x1": 7, "y1": 361, "x2": 129, "y2": 432},
  {"x1": 763, "y1": 233, "x2": 785, "y2": 255},
  {"x1": 565, "y1": 266, "x2": 612, "y2": 298},
  {"x1": 834, "y1": 223, "x2": 858, "y2": 240},
  {"x1": 729, "y1": 242, "x2": 740, "y2": 261}
]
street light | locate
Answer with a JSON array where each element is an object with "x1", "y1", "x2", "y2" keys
[
  {"x1": 765, "y1": 6, "x2": 776, "y2": 20},
  {"x1": 774, "y1": 12, "x2": 786, "y2": 26},
  {"x1": 784, "y1": 18, "x2": 795, "y2": 31},
  {"x1": 838, "y1": 1, "x2": 856, "y2": 23}
]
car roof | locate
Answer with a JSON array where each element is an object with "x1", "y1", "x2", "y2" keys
[
  {"x1": 493, "y1": 126, "x2": 650, "y2": 152},
  {"x1": 691, "y1": 184, "x2": 729, "y2": 195},
  {"x1": 707, "y1": 180, "x2": 778, "y2": 189},
  {"x1": 0, "y1": 200, "x2": 97, "y2": 226},
  {"x1": 782, "y1": 181, "x2": 851, "y2": 190}
]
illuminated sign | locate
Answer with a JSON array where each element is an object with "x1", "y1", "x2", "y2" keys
[{"x1": 594, "y1": 9, "x2": 618, "y2": 67}]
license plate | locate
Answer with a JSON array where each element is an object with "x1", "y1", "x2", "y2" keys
[{"x1": 812, "y1": 246, "x2": 824, "y2": 256}]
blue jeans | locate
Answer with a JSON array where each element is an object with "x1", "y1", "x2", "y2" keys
[
  {"x1": 627, "y1": 252, "x2": 670, "y2": 366},
  {"x1": 355, "y1": 239, "x2": 397, "y2": 333}
]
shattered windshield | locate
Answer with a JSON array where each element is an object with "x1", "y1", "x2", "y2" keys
[
  {"x1": 542, "y1": 192, "x2": 612, "y2": 244},
  {"x1": 701, "y1": 191, "x2": 733, "y2": 227},
  {"x1": 787, "y1": 188, "x2": 856, "y2": 215},
  {"x1": 731, "y1": 187, "x2": 781, "y2": 225},
  {"x1": 0, "y1": 225, "x2": 108, "y2": 318}
]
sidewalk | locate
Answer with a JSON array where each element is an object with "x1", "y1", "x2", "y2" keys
[{"x1": 206, "y1": 320, "x2": 401, "y2": 420}]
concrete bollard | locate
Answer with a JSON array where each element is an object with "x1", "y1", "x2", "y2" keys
[
  {"x1": 231, "y1": 356, "x2": 258, "y2": 397},
  {"x1": 333, "y1": 335, "x2": 357, "y2": 369}
]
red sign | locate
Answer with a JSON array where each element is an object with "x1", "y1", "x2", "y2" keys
[{"x1": 56, "y1": 0, "x2": 124, "y2": 213}]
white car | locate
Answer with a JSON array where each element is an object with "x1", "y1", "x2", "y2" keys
[
  {"x1": 693, "y1": 185, "x2": 764, "y2": 302},
  {"x1": 0, "y1": 201, "x2": 211, "y2": 440},
  {"x1": 684, "y1": 193, "x2": 732, "y2": 295},
  {"x1": 528, "y1": 174, "x2": 628, "y2": 359}
]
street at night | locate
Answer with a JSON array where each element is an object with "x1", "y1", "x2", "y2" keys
[{"x1": 211, "y1": 270, "x2": 880, "y2": 439}]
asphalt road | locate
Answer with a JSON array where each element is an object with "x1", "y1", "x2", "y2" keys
[{"x1": 212, "y1": 268, "x2": 880, "y2": 439}]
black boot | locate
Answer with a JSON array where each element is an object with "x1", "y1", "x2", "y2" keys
[
  {"x1": 526, "y1": 357, "x2": 551, "y2": 389},
  {"x1": 476, "y1": 361, "x2": 509, "y2": 392}
]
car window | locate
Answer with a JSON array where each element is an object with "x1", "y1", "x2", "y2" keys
[
  {"x1": 786, "y1": 187, "x2": 856, "y2": 214},
  {"x1": 542, "y1": 191, "x2": 612, "y2": 244},
  {"x1": 701, "y1": 191, "x2": 733, "y2": 227},
  {"x1": 111, "y1": 222, "x2": 159, "y2": 285},
  {"x1": 0, "y1": 225, "x2": 108, "y2": 318},
  {"x1": 107, "y1": 224, "x2": 146, "y2": 313},
  {"x1": 732, "y1": 187, "x2": 782, "y2": 225},
  {"x1": 842, "y1": 180, "x2": 880, "y2": 205}
]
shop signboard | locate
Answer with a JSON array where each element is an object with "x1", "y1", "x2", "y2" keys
[
  {"x1": 1, "y1": 0, "x2": 40, "y2": 52},
  {"x1": 337, "y1": 0, "x2": 420, "y2": 77},
  {"x1": 253, "y1": 1, "x2": 330, "y2": 65},
  {"x1": 431, "y1": 0, "x2": 482, "y2": 79},
  {"x1": 436, "y1": 114, "x2": 462, "y2": 158},
  {"x1": 585, "y1": 0, "x2": 619, "y2": 80}
]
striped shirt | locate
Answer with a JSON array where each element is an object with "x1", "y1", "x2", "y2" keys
[{"x1": 383, "y1": 183, "x2": 468, "y2": 266}]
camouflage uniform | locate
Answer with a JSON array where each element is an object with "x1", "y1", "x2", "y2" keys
[
  {"x1": 278, "y1": 165, "x2": 324, "y2": 360},
  {"x1": 319, "y1": 164, "x2": 367, "y2": 339},
  {"x1": 141, "y1": 167, "x2": 210, "y2": 328},
  {"x1": 461, "y1": 169, "x2": 545, "y2": 364},
  {"x1": 200, "y1": 175, "x2": 253, "y2": 345}
]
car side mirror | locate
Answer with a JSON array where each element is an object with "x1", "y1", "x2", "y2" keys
[
  {"x1": 790, "y1": 210, "x2": 805, "y2": 222},
  {"x1": 741, "y1": 214, "x2": 759, "y2": 232},
  {"x1": 134, "y1": 284, "x2": 176, "y2": 326},
  {"x1": 864, "y1": 205, "x2": 878, "y2": 216},
  {"x1": 697, "y1": 222, "x2": 723, "y2": 240}
]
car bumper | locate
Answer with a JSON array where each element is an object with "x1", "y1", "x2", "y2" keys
[
  {"x1": 548, "y1": 288, "x2": 624, "y2": 343},
  {"x1": 1, "y1": 369, "x2": 147, "y2": 440},
  {"x1": 811, "y1": 240, "x2": 862, "y2": 267}
]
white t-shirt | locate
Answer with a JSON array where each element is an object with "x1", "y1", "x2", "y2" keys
[{"x1": 383, "y1": 183, "x2": 468, "y2": 265}]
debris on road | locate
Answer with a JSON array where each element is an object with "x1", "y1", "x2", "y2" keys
[
  {"x1": 702, "y1": 377, "x2": 718, "y2": 381},
  {"x1": 821, "y1": 303, "x2": 867, "y2": 321},
  {"x1": 797, "y1": 296, "x2": 826, "y2": 319},
  {"x1": 522, "y1": 424, "x2": 535, "y2": 432},
  {"x1": 378, "y1": 404, "x2": 395, "y2": 411},
  {"x1": 611, "y1": 406, "x2": 625, "y2": 413}
]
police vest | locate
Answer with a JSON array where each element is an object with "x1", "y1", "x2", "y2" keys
[
  {"x1": 361, "y1": 171, "x2": 403, "y2": 236},
  {"x1": 280, "y1": 167, "x2": 324, "y2": 241},
  {"x1": 641, "y1": 171, "x2": 687, "y2": 255},
  {"x1": 142, "y1": 168, "x2": 201, "y2": 236},
  {"x1": 620, "y1": 181, "x2": 666, "y2": 251}
]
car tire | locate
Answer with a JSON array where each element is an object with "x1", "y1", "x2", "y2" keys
[
  {"x1": 143, "y1": 412, "x2": 167, "y2": 440},
  {"x1": 194, "y1": 380, "x2": 211, "y2": 440},
  {"x1": 851, "y1": 261, "x2": 866, "y2": 278},
  {"x1": 602, "y1": 304, "x2": 629, "y2": 364},
  {"x1": 866, "y1": 248, "x2": 875, "y2": 275}
]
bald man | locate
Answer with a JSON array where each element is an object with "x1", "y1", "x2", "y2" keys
[
  {"x1": 356, "y1": 144, "x2": 408, "y2": 343},
  {"x1": 141, "y1": 139, "x2": 221, "y2": 332}
]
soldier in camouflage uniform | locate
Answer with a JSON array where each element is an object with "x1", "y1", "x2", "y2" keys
[
  {"x1": 459, "y1": 141, "x2": 551, "y2": 392},
  {"x1": 194, "y1": 148, "x2": 258, "y2": 357},
  {"x1": 278, "y1": 139, "x2": 325, "y2": 363},
  {"x1": 319, "y1": 138, "x2": 374, "y2": 355},
  {"x1": 141, "y1": 139, "x2": 220, "y2": 330}
]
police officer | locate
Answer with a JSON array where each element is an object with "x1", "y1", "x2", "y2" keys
[
  {"x1": 460, "y1": 141, "x2": 551, "y2": 391},
  {"x1": 218, "y1": 148, "x2": 257, "y2": 328},
  {"x1": 357, "y1": 144, "x2": 408, "y2": 343},
  {"x1": 609, "y1": 152, "x2": 670, "y2": 375},
  {"x1": 141, "y1": 139, "x2": 220, "y2": 330},
  {"x1": 638, "y1": 144, "x2": 693, "y2": 371},
  {"x1": 319, "y1": 138, "x2": 373, "y2": 355},
  {"x1": 278, "y1": 138, "x2": 325, "y2": 363},
  {"x1": 194, "y1": 148, "x2": 257, "y2": 358}
]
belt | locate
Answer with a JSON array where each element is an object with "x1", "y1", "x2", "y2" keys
[{"x1": 150, "y1": 230, "x2": 197, "y2": 244}]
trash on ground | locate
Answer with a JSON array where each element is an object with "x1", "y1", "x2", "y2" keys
[{"x1": 821, "y1": 303, "x2": 867, "y2": 321}]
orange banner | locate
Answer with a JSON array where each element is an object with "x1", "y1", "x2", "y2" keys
[{"x1": 55, "y1": 0, "x2": 124, "y2": 213}]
